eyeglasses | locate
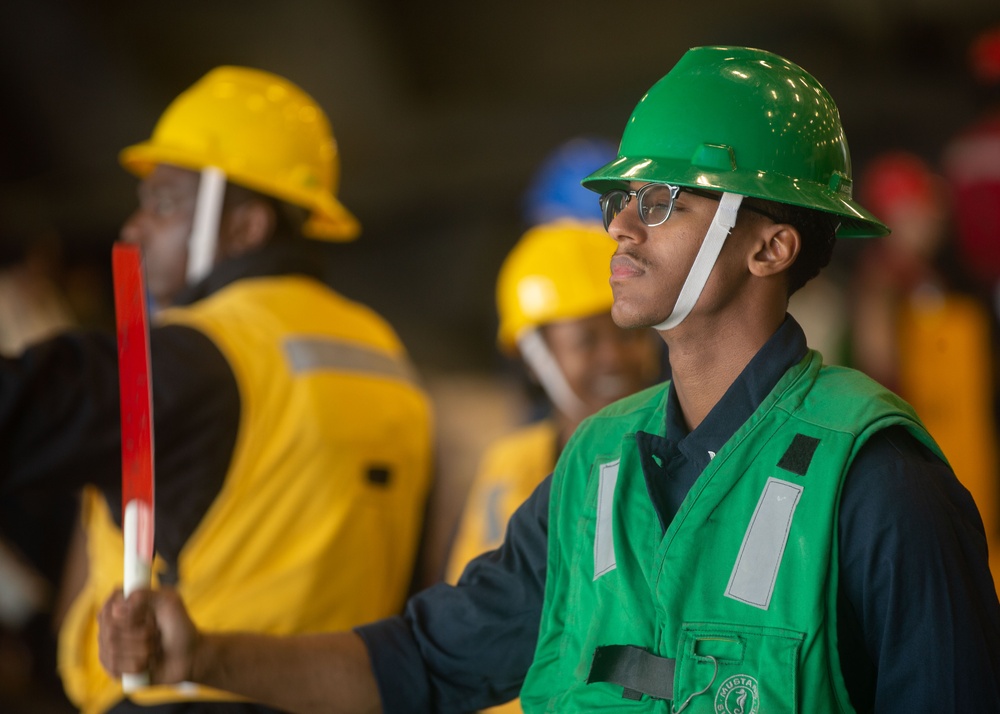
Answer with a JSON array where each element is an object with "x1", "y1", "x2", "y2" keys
[{"x1": 599, "y1": 183, "x2": 779, "y2": 230}]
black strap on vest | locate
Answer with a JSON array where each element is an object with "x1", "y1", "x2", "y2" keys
[{"x1": 587, "y1": 645, "x2": 676, "y2": 700}]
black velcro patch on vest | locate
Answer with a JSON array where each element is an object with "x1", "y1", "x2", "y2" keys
[
  {"x1": 777, "y1": 434, "x2": 820, "y2": 476},
  {"x1": 588, "y1": 644, "x2": 676, "y2": 701},
  {"x1": 366, "y1": 466, "x2": 392, "y2": 486}
]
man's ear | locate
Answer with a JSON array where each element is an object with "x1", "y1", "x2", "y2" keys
[
  {"x1": 749, "y1": 223, "x2": 801, "y2": 278},
  {"x1": 218, "y1": 199, "x2": 276, "y2": 259}
]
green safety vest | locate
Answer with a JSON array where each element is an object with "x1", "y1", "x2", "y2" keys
[{"x1": 521, "y1": 350, "x2": 942, "y2": 713}]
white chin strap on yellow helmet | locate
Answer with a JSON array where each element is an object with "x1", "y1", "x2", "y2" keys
[
  {"x1": 186, "y1": 166, "x2": 227, "y2": 287},
  {"x1": 517, "y1": 329, "x2": 589, "y2": 422},
  {"x1": 653, "y1": 191, "x2": 743, "y2": 331}
]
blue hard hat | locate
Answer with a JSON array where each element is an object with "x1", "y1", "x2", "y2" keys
[{"x1": 523, "y1": 136, "x2": 618, "y2": 225}]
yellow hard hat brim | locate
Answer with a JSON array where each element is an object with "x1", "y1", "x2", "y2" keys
[{"x1": 119, "y1": 142, "x2": 360, "y2": 242}]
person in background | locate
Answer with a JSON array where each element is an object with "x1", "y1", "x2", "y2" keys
[
  {"x1": 1, "y1": 65, "x2": 434, "y2": 714},
  {"x1": 446, "y1": 135, "x2": 662, "y2": 597},
  {"x1": 944, "y1": 24, "x2": 1000, "y2": 303},
  {"x1": 443, "y1": 219, "x2": 661, "y2": 714},
  {"x1": 851, "y1": 150, "x2": 1000, "y2": 593},
  {"x1": 520, "y1": 136, "x2": 619, "y2": 226},
  {"x1": 98, "y1": 47, "x2": 1000, "y2": 713},
  {"x1": 0, "y1": 229, "x2": 79, "y2": 713},
  {"x1": 445, "y1": 220, "x2": 662, "y2": 586},
  {"x1": 941, "y1": 25, "x2": 1000, "y2": 592},
  {"x1": 851, "y1": 151, "x2": 958, "y2": 389}
]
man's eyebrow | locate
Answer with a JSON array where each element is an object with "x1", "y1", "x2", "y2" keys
[{"x1": 679, "y1": 186, "x2": 723, "y2": 202}]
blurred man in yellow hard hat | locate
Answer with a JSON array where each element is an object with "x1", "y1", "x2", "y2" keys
[
  {"x1": 443, "y1": 220, "x2": 661, "y2": 714},
  {"x1": 446, "y1": 220, "x2": 661, "y2": 585},
  {"x1": 0, "y1": 66, "x2": 433, "y2": 714},
  {"x1": 443, "y1": 139, "x2": 663, "y2": 712}
]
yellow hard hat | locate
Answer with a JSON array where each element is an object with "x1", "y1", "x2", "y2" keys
[
  {"x1": 119, "y1": 66, "x2": 359, "y2": 241},
  {"x1": 496, "y1": 219, "x2": 616, "y2": 354}
]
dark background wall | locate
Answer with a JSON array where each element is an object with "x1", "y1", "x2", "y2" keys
[{"x1": 0, "y1": 0, "x2": 997, "y2": 370}]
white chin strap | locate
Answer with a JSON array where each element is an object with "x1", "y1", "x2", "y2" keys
[
  {"x1": 518, "y1": 329, "x2": 588, "y2": 421},
  {"x1": 653, "y1": 191, "x2": 743, "y2": 331},
  {"x1": 186, "y1": 166, "x2": 227, "y2": 287}
]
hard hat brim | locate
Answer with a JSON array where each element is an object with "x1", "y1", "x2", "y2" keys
[
  {"x1": 582, "y1": 156, "x2": 889, "y2": 239},
  {"x1": 119, "y1": 142, "x2": 361, "y2": 242}
]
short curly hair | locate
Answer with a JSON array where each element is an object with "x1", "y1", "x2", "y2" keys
[{"x1": 741, "y1": 197, "x2": 840, "y2": 297}]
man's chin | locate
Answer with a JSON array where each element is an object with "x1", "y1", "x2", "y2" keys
[{"x1": 611, "y1": 307, "x2": 664, "y2": 331}]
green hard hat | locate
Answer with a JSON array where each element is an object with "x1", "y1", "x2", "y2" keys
[{"x1": 583, "y1": 46, "x2": 888, "y2": 237}]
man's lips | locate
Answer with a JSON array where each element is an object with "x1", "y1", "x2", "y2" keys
[{"x1": 610, "y1": 253, "x2": 644, "y2": 280}]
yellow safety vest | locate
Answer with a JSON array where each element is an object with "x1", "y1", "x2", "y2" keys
[
  {"x1": 447, "y1": 419, "x2": 556, "y2": 585},
  {"x1": 896, "y1": 292, "x2": 1000, "y2": 594},
  {"x1": 445, "y1": 419, "x2": 557, "y2": 714},
  {"x1": 59, "y1": 275, "x2": 434, "y2": 713}
]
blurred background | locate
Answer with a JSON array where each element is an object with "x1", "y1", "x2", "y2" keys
[
  {"x1": 0, "y1": 0, "x2": 996, "y2": 369},
  {"x1": 2, "y1": 2, "x2": 1000, "y2": 710}
]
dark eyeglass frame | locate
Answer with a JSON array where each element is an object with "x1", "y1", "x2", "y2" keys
[{"x1": 598, "y1": 182, "x2": 781, "y2": 231}]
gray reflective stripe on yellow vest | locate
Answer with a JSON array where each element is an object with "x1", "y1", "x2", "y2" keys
[
  {"x1": 283, "y1": 337, "x2": 418, "y2": 384},
  {"x1": 726, "y1": 477, "x2": 803, "y2": 610}
]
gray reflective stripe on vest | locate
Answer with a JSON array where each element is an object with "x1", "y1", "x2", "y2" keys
[
  {"x1": 725, "y1": 477, "x2": 803, "y2": 610},
  {"x1": 283, "y1": 337, "x2": 418, "y2": 384},
  {"x1": 594, "y1": 459, "x2": 620, "y2": 579}
]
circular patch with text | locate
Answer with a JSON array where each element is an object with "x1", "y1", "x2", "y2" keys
[{"x1": 714, "y1": 674, "x2": 759, "y2": 714}]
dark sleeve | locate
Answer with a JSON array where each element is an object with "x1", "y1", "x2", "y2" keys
[
  {"x1": 0, "y1": 328, "x2": 122, "y2": 495},
  {"x1": 140, "y1": 323, "x2": 240, "y2": 574},
  {"x1": 0, "y1": 323, "x2": 240, "y2": 574},
  {"x1": 356, "y1": 474, "x2": 550, "y2": 714},
  {"x1": 837, "y1": 425, "x2": 1000, "y2": 713}
]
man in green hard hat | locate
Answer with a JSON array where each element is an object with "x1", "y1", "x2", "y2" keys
[{"x1": 98, "y1": 46, "x2": 1000, "y2": 713}]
